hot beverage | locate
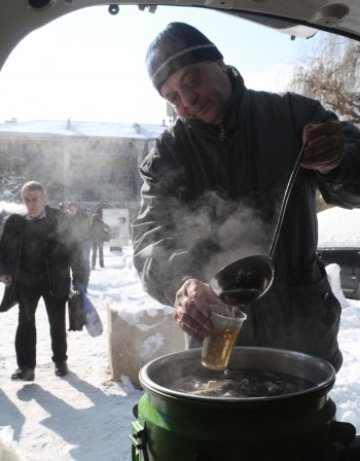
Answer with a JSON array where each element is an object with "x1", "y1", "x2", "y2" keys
[
  {"x1": 201, "y1": 324, "x2": 240, "y2": 370},
  {"x1": 201, "y1": 310, "x2": 247, "y2": 371}
]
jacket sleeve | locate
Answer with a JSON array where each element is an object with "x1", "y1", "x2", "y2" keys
[
  {"x1": 316, "y1": 121, "x2": 360, "y2": 208},
  {"x1": 288, "y1": 93, "x2": 360, "y2": 208},
  {"x1": 0, "y1": 217, "x2": 10, "y2": 275},
  {"x1": 0, "y1": 214, "x2": 24, "y2": 276},
  {"x1": 132, "y1": 138, "x2": 204, "y2": 306}
]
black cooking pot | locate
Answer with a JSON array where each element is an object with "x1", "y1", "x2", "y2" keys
[{"x1": 131, "y1": 347, "x2": 356, "y2": 461}]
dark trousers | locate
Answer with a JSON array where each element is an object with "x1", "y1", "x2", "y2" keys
[
  {"x1": 16, "y1": 285, "x2": 68, "y2": 369},
  {"x1": 92, "y1": 241, "x2": 104, "y2": 267}
]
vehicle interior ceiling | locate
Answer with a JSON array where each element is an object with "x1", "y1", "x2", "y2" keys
[{"x1": 0, "y1": 0, "x2": 359, "y2": 72}]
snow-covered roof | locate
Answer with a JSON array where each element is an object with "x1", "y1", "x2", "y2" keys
[{"x1": 0, "y1": 119, "x2": 167, "y2": 139}]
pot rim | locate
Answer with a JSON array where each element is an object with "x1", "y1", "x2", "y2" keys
[{"x1": 139, "y1": 347, "x2": 336, "y2": 404}]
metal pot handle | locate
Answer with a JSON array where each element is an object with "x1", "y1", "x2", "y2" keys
[
  {"x1": 129, "y1": 405, "x2": 150, "y2": 461},
  {"x1": 329, "y1": 420, "x2": 356, "y2": 446}
]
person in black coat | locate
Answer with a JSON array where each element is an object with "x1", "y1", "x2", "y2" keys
[
  {"x1": 0, "y1": 181, "x2": 85, "y2": 381},
  {"x1": 67, "y1": 202, "x2": 91, "y2": 290},
  {"x1": 132, "y1": 22, "x2": 360, "y2": 372},
  {"x1": 89, "y1": 213, "x2": 110, "y2": 269}
]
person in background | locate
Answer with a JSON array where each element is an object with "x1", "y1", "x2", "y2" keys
[
  {"x1": 67, "y1": 202, "x2": 91, "y2": 291},
  {"x1": 132, "y1": 22, "x2": 360, "y2": 372},
  {"x1": 0, "y1": 181, "x2": 85, "y2": 381},
  {"x1": 89, "y1": 213, "x2": 110, "y2": 269}
]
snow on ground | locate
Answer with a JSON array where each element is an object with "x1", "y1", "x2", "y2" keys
[
  {"x1": 0, "y1": 206, "x2": 360, "y2": 460},
  {"x1": 0, "y1": 246, "x2": 144, "y2": 461}
]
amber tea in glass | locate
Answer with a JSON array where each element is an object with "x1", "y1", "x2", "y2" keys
[{"x1": 201, "y1": 310, "x2": 247, "y2": 371}]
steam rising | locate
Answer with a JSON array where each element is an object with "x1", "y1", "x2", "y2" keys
[{"x1": 169, "y1": 191, "x2": 273, "y2": 280}]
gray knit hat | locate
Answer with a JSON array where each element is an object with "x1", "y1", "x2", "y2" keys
[{"x1": 146, "y1": 22, "x2": 223, "y2": 93}]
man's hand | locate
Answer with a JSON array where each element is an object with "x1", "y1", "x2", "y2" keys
[
  {"x1": 0, "y1": 275, "x2": 13, "y2": 286},
  {"x1": 301, "y1": 120, "x2": 345, "y2": 174},
  {"x1": 173, "y1": 278, "x2": 220, "y2": 341}
]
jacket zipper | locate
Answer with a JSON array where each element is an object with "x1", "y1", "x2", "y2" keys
[
  {"x1": 44, "y1": 236, "x2": 54, "y2": 296},
  {"x1": 219, "y1": 124, "x2": 226, "y2": 142},
  {"x1": 11, "y1": 219, "x2": 26, "y2": 301}
]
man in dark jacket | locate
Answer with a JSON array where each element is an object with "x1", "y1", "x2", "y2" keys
[
  {"x1": 132, "y1": 22, "x2": 360, "y2": 372},
  {"x1": 0, "y1": 181, "x2": 85, "y2": 381},
  {"x1": 67, "y1": 202, "x2": 91, "y2": 291},
  {"x1": 89, "y1": 213, "x2": 110, "y2": 269}
]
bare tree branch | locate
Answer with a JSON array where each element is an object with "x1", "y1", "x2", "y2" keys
[{"x1": 288, "y1": 35, "x2": 360, "y2": 124}]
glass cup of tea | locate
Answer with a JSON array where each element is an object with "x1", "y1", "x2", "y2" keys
[{"x1": 201, "y1": 308, "x2": 247, "y2": 371}]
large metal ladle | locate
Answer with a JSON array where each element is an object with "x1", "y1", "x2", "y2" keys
[{"x1": 209, "y1": 142, "x2": 307, "y2": 306}]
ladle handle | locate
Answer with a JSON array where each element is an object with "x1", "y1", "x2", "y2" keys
[{"x1": 268, "y1": 142, "x2": 307, "y2": 260}]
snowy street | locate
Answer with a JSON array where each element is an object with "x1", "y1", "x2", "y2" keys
[{"x1": 1, "y1": 232, "x2": 360, "y2": 460}]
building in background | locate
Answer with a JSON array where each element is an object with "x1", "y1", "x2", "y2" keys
[{"x1": 0, "y1": 119, "x2": 166, "y2": 224}]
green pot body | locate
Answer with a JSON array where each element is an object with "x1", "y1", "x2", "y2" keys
[
  {"x1": 130, "y1": 348, "x2": 354, "y2": 461},
  {"x1": 132, "y1": 393, "x2": 340, "y2": 461}
]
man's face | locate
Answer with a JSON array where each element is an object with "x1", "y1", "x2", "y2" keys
[
  {"x1": 160, "y1": 61, "x2": 232, "y2": 125},
  {"x1": 67, "y1": 205, "x2": 78, "y2": 216},
  {"x1": 23, "y1": 189, "x2": 47, "y2": 218}
]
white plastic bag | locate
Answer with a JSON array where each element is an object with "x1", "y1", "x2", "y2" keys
[{"x1": 81, "y1": 291, "x2": 103, "y2": 337}]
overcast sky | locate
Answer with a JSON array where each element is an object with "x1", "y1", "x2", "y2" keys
[{"x1": 0, "y1": 5, "x2": 321, "y2": 125}]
